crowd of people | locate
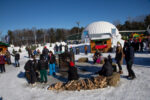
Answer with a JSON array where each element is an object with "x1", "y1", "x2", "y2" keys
[
  {"x1": 127, "y1": 38, "x2": 149, "y2": 52},
  {"x1": 24, "y1": 45, "x2": 79, "y2": 86},
  {"x1": 1, "y1": 39, "x2": 148, "y2": 86},
  {"x1": 0, "y1": 48, "x2": 21, "y2": 73},
  {"x1": 94, "y1": 40, "x2": 136, "y2": 80}
]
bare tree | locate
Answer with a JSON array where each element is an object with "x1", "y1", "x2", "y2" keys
[{"x1": 32, "y1": 27, "x2": 37, "y2": 44}]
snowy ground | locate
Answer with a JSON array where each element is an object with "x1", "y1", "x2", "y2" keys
[{"x1": 0, "y1": 46, "x2": 150, "y2": 100}]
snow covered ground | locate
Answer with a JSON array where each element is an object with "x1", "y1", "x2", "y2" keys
[{"x1": 0, "y1": 45, "x2": 150, "y2": 100}]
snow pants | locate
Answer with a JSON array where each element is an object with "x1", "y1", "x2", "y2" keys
[
  {"x1": 15, "y1": 59, "x2": 20, "y2": 67},
  {"x1": 0, "y1": 64, "x2": 5, "y2": 73},
  {"x1": 7, "y1": 57, "x2": 11, "y2": 64},
  {"x1": 126, "y1": 61, "x2": 136, "y2": 77},
  {"x1": 117, "y1": 61, "x2": 122, "y2": 71},
  {"x1": 49, "y1": 63, "x2": 55, "y2": 76},
  {"x1": 40, "y1": 70, "x2": 47, "y2": 82},
  {"x1": 26, "y1": 71, "x2": 36, "y2": 84}
]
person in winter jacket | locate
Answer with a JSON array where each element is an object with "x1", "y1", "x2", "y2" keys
[
  {"x1": 93, "y1": 49, "x2": 102, "y2": 64},
  {"x1": 27, "y1": 47, "x2": 32, "y2": 58},
  {"x1": 5, "y1": 50, "x2": 11, "y2": 64},
  {"x1": 76, "y1": 47, "x2": 80, "y2": 55},
  {"x1": 59, "y1": 44, "x2": 62, "y2": 53},
  {"x1": 37, "y1": 54, "x2": 48, "y2": 83},
  {"x1": 0, "y1": 52, "x2": 6, "y2": 73},
  {"x1": 24, "y1": 59, "x2": 37, "y2": 85},
  {"x1": 37, "y1": 49, "x2": 41, "y2": 55},
  {"x1": 115, "y1": 42, "x2": 123, "y2": 74},
  {"x1": 140, "y1": 40, "x2": 144, "y2": 52},
  {"x1": 108, "y1": 55, "x2": 117, "y2": 72},
  {"x1": 65, "y1": 45, "x2": 68, "y2": 52},
  {"x1": 15, "y1": 52, "x2": 20, "y2": 67},
  {"x1": 54, "y1": 44, "x2": 59, "y2": 54},
  {"x1": 33, "y1": 50, "x2": 38, "y2": 56},
  {"x1": 48, "y1": 51, "x2": 56, "y2": 76},
  {"x1": 70, "y1": 46, "x2": 73, "y2": 53},
  {"x1": 68, "y1": 60, "x2": 79, "y2": 81},
  {"x1": 84, "y1": 45, "x2": 88, "y2": 55},
  {"x1": 42, "y1": 46, "x2": 49, "y2": 60},
  {"x1": 124, "y1": 42, "x2": 136, "y2": 79},
  {"x1": 32, "y1": 55, "x2": 40, "y2": 81},
  {"x1": 97, "y1": 58, "x2": 113, "y2": 77}
]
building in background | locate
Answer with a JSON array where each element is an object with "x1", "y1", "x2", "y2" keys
[
  {"x1": 81, "y1": 21, "x2": 124, "y2": 53},
  {"x1": 0, "y1": 42, "x2": 9, "y2": 54}
]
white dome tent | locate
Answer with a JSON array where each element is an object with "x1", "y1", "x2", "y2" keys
[{"x1": 82, "y1": 21, "x2": 124, "y2": 52}]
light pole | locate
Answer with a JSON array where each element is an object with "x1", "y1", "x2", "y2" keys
[{"x1": 76, "y1": 21, "x2": 80, "y2": 42}]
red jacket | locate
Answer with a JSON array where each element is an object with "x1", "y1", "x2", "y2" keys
[{"x1": 0, "y1": 55, "x2": 5, "y2": 64}]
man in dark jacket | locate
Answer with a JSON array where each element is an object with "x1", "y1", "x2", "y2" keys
[
  {"x1": 24, "y1": 60, "x2": 37, "y2": 85},
  {"x1": 59, "y1": 44, "x2": 62, "y2": 53},
  {"x1": 15, "y1": 52, "x2": 20, "y2": 67},
  {"x1": 68, "y1": 61, "x2": 79, "y2": 81},
  {"x1": 42, "y1": 46, "x2": 49, "y2": 60},
  {"x1": 98, "y1": 58, "x2": 113, "y2": 77},
  {"x1": 27, "y1": 48, "x2": 32, "y2": 58},
  {"x1": 124, "y1": 42, "x2": 136, "y2": 79},
  {"x1": 37, "y1": 54, "x2": 48, "y2": 83},
  {"x1": 48, "y1": 51, "x2": 56, "y2": 76},
  {"x1": 54, "y1": 44, "x2": 59, "y2": 54},
  {"x1": 65, "y1": 45, "x2": 68, "y2": 52}
]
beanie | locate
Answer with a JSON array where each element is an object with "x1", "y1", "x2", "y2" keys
[{"x1": 70, "y1": 61, "x2": 75, "y2": 67}]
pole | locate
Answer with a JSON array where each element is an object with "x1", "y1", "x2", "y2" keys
[{"x1": 77, "y1": 21, "x2": 80, "y2": 42}]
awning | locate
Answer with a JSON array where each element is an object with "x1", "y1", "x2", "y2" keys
[
  {"x1": 95, "y1": 45, "x2": 107, "y2": 49},
  {"x1": 0, "y1": 42, "x2": 9, "y2": 47}
]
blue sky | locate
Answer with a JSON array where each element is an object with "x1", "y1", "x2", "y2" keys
[{"x1": 0, "y1": 0, "x2": 150, "y2": 35}]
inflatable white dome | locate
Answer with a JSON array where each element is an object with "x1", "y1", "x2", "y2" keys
[
  {"x1": 82, "y1": 21, "x2": 124, "y2": 47},
  {"x1": 84, "y1": 21, "x2": 119, "y2": 34}
]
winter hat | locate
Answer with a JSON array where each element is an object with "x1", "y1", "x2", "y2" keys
[
  {"x1": 70, "y1": 61, "x2": 75, "y2": 67},
  {"x1": 44, "y1": 46, "x2": 47, "y2": 48}
]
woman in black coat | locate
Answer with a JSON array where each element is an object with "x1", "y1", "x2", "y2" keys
[{"x1": 98, "y1": 58, "x2": 113, "y2": 77}]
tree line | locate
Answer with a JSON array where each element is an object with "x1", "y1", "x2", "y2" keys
[
  {"x1": 7, "y1": 27, "x2": 84, "y2": 46},
  {"x1": 6, "y1": 14, "x2": 150, "y2": 46},
  {"x1": 116, "y1": 14, "x2": 150, "y2": 31}
]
